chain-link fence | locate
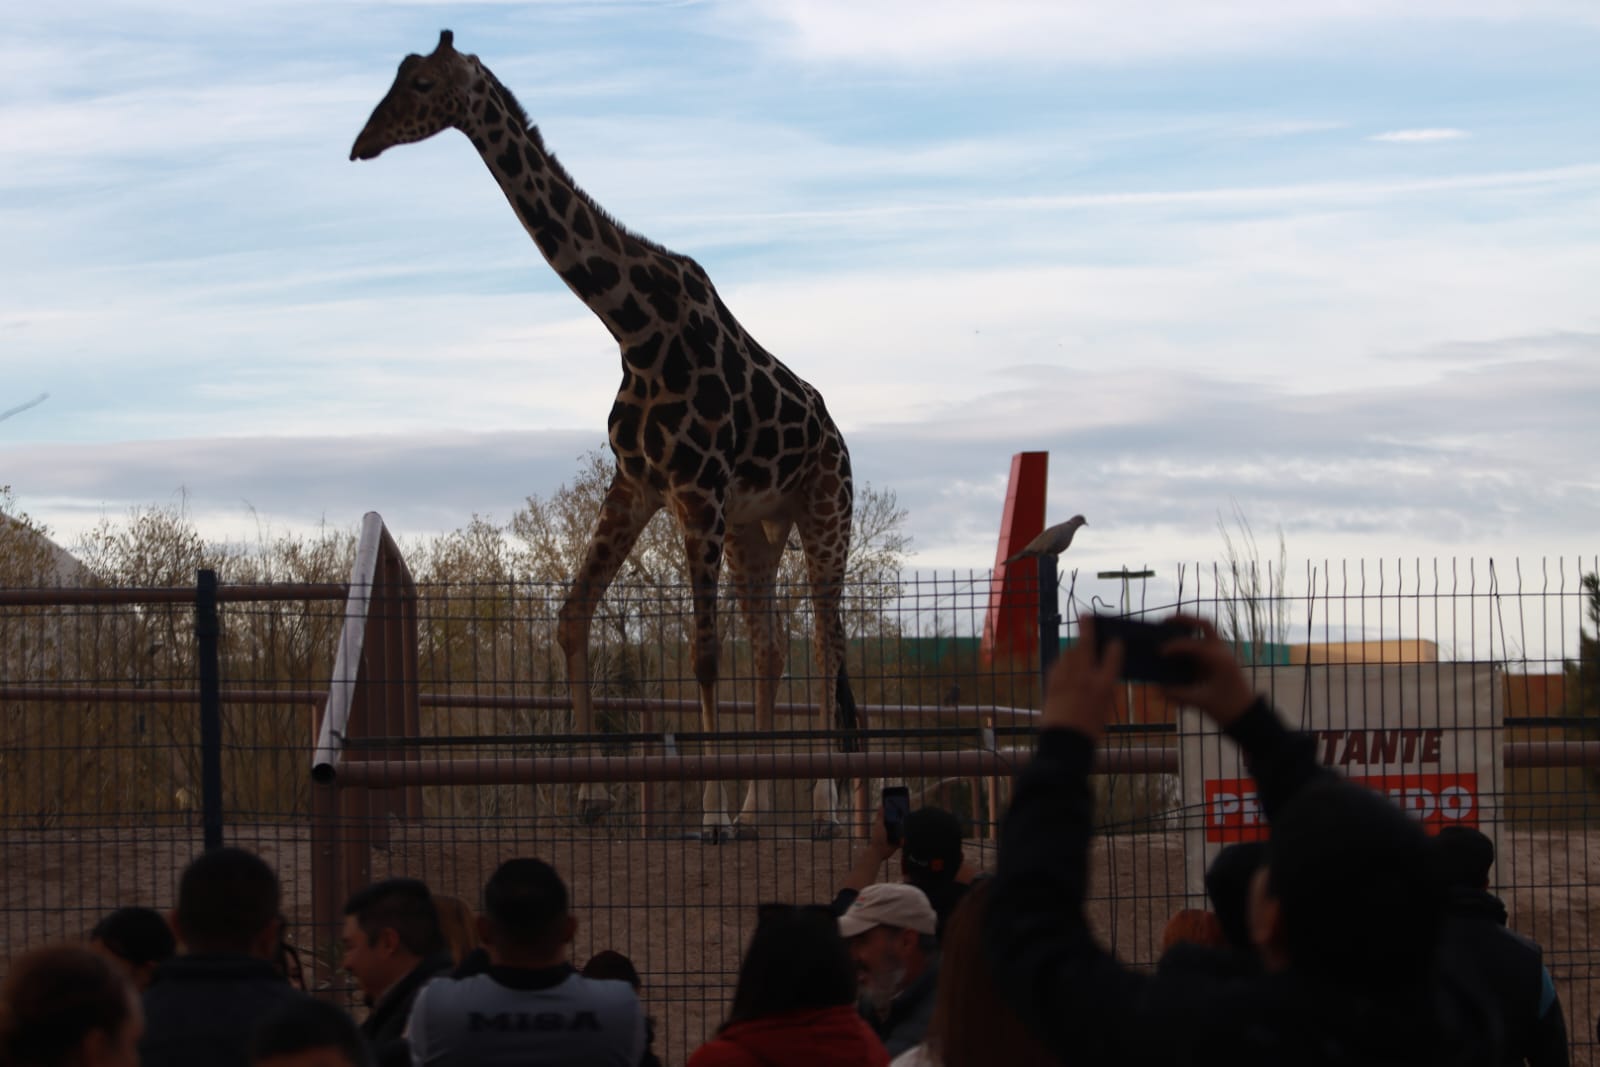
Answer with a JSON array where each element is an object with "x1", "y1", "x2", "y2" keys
[{"x1": 2, "y1": 546, "x2": 1596, "y2": 1063}]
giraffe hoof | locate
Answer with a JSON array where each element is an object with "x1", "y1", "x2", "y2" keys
[
  {"x1": 579, "y1": 799, "x2": 612, "y2": 826},
  {"x1": 699, "y1": 825, "x2": 729, "y2": 845},
  {"x1": 729, "y1": 823, "x2": 760, "y2": 842},
  {"x1": 810, "y1": 819, "x2": 843, "y2": 841}
]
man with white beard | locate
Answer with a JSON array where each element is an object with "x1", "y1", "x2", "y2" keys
[{"x1": 837, "y1": 883, "x2": 940, "y2": 1056}]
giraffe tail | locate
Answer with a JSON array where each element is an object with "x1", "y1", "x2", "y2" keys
[{"x1": 834, "y1": 667, "x2": 861, "y2": 754}]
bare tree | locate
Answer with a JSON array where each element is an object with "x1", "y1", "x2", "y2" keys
[{"x1": 1215, "y1": 501, "x2": 1288, "y2": 661}]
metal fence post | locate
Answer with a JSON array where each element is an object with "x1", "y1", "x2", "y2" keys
[
  {"x1": 1037, "y1": 556, "x2": 1061, "y2": 693},
  {"x1": 195, "y1": 569, "x2": 224, "y2": 851}
]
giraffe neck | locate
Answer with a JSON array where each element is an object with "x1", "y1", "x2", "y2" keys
[{"x1": 461, "y1": 62, "x2": 669, "y2": 344}]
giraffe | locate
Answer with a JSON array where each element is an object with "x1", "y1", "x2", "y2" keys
[{"x1": 352, "y1": 31, "x2": 859, "y2": 840}]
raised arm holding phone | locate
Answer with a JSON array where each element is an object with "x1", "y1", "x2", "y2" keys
[{"x1": 985, "y1": 614, "x2": 1499, "y2": 1066}]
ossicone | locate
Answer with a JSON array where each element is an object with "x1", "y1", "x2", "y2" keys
[{"x1": 435, "y1": 29, "x2": 454, "y2": 53}]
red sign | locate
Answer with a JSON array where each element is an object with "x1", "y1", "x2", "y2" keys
[{"x1": 1204, "y1": 772, "x2": 1480, "y2": 843}]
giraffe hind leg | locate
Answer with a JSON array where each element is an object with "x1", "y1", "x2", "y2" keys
[{"x1": 725, "y1": 519, "x2": 790, "y2": 839}]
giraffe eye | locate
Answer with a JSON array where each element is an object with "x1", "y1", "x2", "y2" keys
[{"x1": 411, "y1": 77, "x2": 435, "y2": 92}]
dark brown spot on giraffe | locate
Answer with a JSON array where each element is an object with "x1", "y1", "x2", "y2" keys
[
  {"x1": 549, "y1": 183, "x2": 572, "y2": 217},
  {"x1": 669, "y1": 439, "x2": 703, "y2": 485},
  {"x1": 628, "y1": 264, "x2": 681, "y2": 323},
  {"x1": 483, "y1": 99, "x2": 503, "y2": 125},
  {"x1": 496, "y1": 142, "x2": 523, "y2": 178},
  {"x1": 623, "y1": 331, "x2": 663, "y2": 372},
  {"x1": 561, "y1": 259, "x2": 620, "y2": 301},
  {"x1": 783, "y1": 427, "x2": 804, "y2": 452},
  {"x1": 609, "y1": 295, "x2": 650, "y2": 335},
  {"x1": 513, "y1": 194, "x2": 567, "y2": 259},
  {"x1": 750, "y1": 372, "x2": 777, "y2": 420},
  {"x1": 488, "y1": 128, "x2": 504, "y2": 145},
  {"x1": 683, "y1": 310, "x2": 718, "y2": 361},
  {"x1": 571, "y1": 206, "x2": 594, "y2": 240},
  {"x1": 692, "y1": 374, "x2": 730, "y2": 421},
  {"x1": 599, "y1": 226, "x2": 620, "y2": 254},
  {"x1": 682, "y1": 266, "x2": 709, "y2": 304},
  {"x1": 659, "y1": 338, "x2": 692, "y2": 395},
  {"x1": 755, "y1": 426, "x2": 779, "y2": 455},
  {"x1": 524, "y1": 144, "x2": 546, "y2": 172}
]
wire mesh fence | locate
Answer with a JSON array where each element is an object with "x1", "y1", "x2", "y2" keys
[{"x1": 1, "y1": 551, "x2": 1597, "y2": 1064}]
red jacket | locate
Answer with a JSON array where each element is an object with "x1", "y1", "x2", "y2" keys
[{"x1": 688, "y1": 1005, "x2": 890, "y2": 1067}]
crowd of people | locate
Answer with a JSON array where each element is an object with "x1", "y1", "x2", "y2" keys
[{"x1": 0, "y1": 616, "x2": 1579, "y2": 1066}]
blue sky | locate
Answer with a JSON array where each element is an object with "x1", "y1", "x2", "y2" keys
[{"x1": 3, "y1": 0, "x2": 1598, "y2": 595}]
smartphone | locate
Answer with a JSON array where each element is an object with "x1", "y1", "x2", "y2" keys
[
  {"x1": 1092, "y1": 615, "x2": 1201, "y2": 685},
  {"x1": 882, "y1": 786, "x2": 911, "y2": 847}
]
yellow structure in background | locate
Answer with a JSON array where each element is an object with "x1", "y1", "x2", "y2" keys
[{"x1": 1288, "y1": 639, "x2": 1439, "y2": 664}]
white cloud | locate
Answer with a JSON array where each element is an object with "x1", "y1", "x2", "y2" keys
[
  {"x1": 1371, "y1": 128, "x2": 1470, "y2": 143},
  {"x1": 722, "y1": 0, "x2": 1600, "y2": 67}
]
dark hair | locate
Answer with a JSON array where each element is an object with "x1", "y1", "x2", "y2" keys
[
  {"x1": 724, "y1": 904, "x2": 855, "y2": 1028},
  {"x1": 176, "y1": 847, "x2": 281, "y2": 953},
  {"x1": 902, "y1": 806, "x2": 964, "y2": 886},
  {"x1": 90, "y1": 906, "x2": 176, "y2": 967},
  {"x1": 344, "y1": 878, "x2": 446, "y2": 957},
  {"x1": 483, "y1": 858, "x2": 569, "y2": 952},
  {"x1": 0, "y1": 945, "x2": 133, "y2": 1067},
  {"x1": 924, "y1": 881, "x2": 1055, "y2": 1067},
  {"x1": 1268, "y1": 780, "x2": 1442, "y2": 988},
  {"x1": 582, "y1": 949, "x2": 642, "y2": 989},
  {"x1": 1205, "y1": 840, "x2": 1267, "y2": 952},
  {"x1": 1433, "y1": 825, "x2": 1495, "y2": 890},
  {"x1": 250, "y1": 996, "x2": 370, "y2": 1067}
]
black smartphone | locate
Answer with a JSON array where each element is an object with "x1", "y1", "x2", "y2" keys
[
  {"x1": 882, "y1": 786, "x2": 911, "y2": 847},
  {"x1": 1092, "y1": 615, "x2": 1201, "y2": 685}
]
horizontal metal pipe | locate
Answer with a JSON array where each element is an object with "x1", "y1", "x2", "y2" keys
[
  {"x1": 327, "y1": 740, "x2": 1600, "y2": 787},
  {"x1": 323, "y1": 746, "x2": 1178, "y2": 787},
  {"x1": 1502, "y1": 741, "x2": 1600, "y2": 768},
  {"x1": 0, "y1": 583, "x2": 347, "y2": 607},
  {"x1": 0, "y1": 685, "x2": 326, "y2": 706}
]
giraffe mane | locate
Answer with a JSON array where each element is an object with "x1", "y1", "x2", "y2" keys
[{"x1": 479, "y1": 63, "x2": 675, "y2": 261}]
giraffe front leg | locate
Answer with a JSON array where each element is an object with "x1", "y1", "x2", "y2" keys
[{"x1": 558, "y1": 474, "x2": 658, "y2": 825}]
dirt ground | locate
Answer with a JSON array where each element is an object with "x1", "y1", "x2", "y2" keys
[{"x1": 3, "y1": 821, "x2": 1597, "y2": 1066}]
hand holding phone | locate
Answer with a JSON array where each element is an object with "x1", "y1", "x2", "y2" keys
[
  {"x1": 881, "y1": 786, "x2": 911, "y2": 848},
  {"x1": 1091, "y1": 615, "x2": 1201, "y2": 685}
]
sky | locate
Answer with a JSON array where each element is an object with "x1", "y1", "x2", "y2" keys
[{"x1": 2, "y1": 0, "x2": 1598, "y2": 626}]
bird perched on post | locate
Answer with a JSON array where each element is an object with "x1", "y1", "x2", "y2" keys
[{"x1": 1006, "y1": 515, "x2": 1088, "y2": 563}]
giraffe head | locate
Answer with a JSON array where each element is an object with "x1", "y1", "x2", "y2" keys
[{"x1": 350, "y1": 30, "x2": 478, "y2": 161}]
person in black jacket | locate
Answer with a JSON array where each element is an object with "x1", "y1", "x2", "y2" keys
[
  {"x1": 986, "y1": 614, "x2": 1498, "y2": 1066},
  {"x1": 339, "y1": 879, "x2": 454, "y2": 1067},
  {"x1": 1434, "y1": 826, "x2": 1569, "y2": 1066},
  {"x1": 140, "y1": 847, "x2": 308, "y2": 1067}
]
